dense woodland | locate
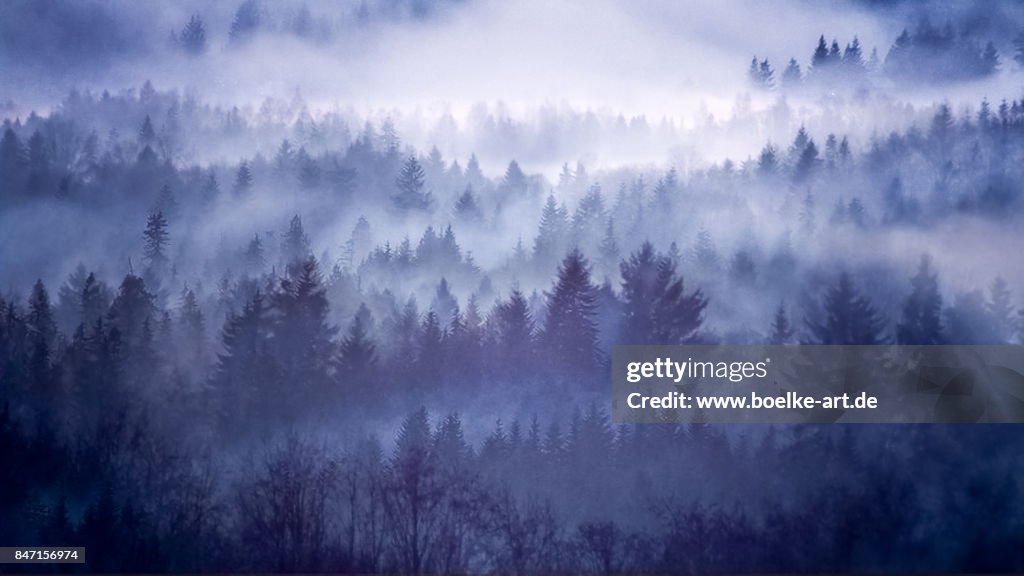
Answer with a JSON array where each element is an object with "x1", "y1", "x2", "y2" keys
[{"x1": 3, "y1": 0, "x2": 1024, "y2": 573}]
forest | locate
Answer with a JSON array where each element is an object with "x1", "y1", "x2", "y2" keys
[{"x1": 2, "y1": 0, "x2": 1024, "y2": 573}]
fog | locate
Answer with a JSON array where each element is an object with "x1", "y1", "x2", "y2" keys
[{"x1": 3, "y1": 0, "x2": 1024, "y2": 572}]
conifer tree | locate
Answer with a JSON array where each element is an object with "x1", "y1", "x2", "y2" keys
[
  {"x1": 271, "y1": 257, "x2": 337, "y2": 407},
  {"x1": 229, "y1": 0, "x2": 261, "y2": 44},
  {"x1": 143, "y1": 211, "x2": 170, "y2": 272},
  {"x1": 494, "y1": 289, "x2": 534, "y2": 376},
  {"x1": 180, "y1": 15, "x2": 207, "y2": 56},
  {"x1": 541, "y1": 250, "x2": 599, "y2": 372},
  {"x1": 897, "y1": 255, "x2": 944, "y2": 344},
  {"x1": 805, "y1": 272, "x2": 887, "y2": 344},
  {"x1": 782, "y1": 58, "x2": 802, "y2": 87},
  {"x1": 533, "y1": 194, "x2": 569, "y2": 267},
  {"x1": 393, "y1": 156, "x2": 430, "y2": 211},
  {"x1": 620, "y1": 242, "x2": 707, "y2": 344},
  {"x1": 768, "y1": 301, "x2": 795, "y2": 344},
  {"x1": 454, "y1": 186, "x2": 482, "y2": 222},
  {"x1": 986, "y1": 277, "x2": 1015, "y2": 343},
  {"x1": 245, "y1": 233, "x2": 265, "y2": 273},
  {"x1": 338, "y1": 304, "x2": 377, "y2": 383},
  {"x1": 281, "y1": 215, "x2": 313, "y2": 277},
  {"x1": 231, "y1": 161, "x2": 254, "y2": 198}
]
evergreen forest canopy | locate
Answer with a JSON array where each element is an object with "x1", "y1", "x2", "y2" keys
[{"x1": 2, "y1": 0, "x2": 1024, "y2": 572}]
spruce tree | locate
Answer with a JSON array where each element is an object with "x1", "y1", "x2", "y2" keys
[
  {"x1": 418, "y1": 311, "x2": 445, "y2": 388},
  {"x1": 233, "y1": 160, "x2": 253, "y2": 195},
  {"x1": 782, "y1": 58, "x2": 802, "y2": 87},
  {"x1": 338, "y1": 304, "x2": 377, "y2": 383},
  {"x1": 454, "y1": 186, "x2": 482, "y2": 222},
  {"x1": 180, "y1": 15, "x2": 207, "y2": 56},
  {"x1": 212, "y1": 291, "x2": 278, "y2": 430},
  {"x1": 805, "y1": 272, "x2": 887, "y2": 344},
  {"x1": 986, "y1": 277, "x2": 1015, "y2": 343},
  {"x1": 494, "y1": 289, "x2": 535, "y2": 376},
  {"x1": 281, "y1": 215, "x2": 312, "y2": 270},
  {"x1": 542, "y1": 250, "x2": 599, "y2": 372},
  {"x1": 896, "y1": 255, "x2": 944, "y2": 344},
  {"x1": 620, "y1": 242, "x2": 707, "y2": 344},
  {"x1": 271, "y1": 257, "x2": 337, "y2": 408},
  {"x1": 229, "y1": 0, "x2": 260, "y2": 44},
  {"x1": 533, "y1": 194, "x2": 569, "y2": 265},
  {"x1": 393, "y1": 156, "x2": 430, "y2": 211},
  {"x1": 768, "y1": 301, "x2": 795, "y2": 344},
  {"x1": 245, "y1": 233, "x2": 265, "y2": 272},
  {"x1": 143, "y1": 211, "x2": 170, "y2": 272}
]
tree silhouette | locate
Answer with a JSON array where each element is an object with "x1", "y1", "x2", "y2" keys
[
  {"x1": 542, "y1": 250, "x2": 599, "y2": 373},
  {"x1": 805, "y1": 272, "x2": 887, "y2": 344},
  {"x1": 897, "y1": 255, "x2": 944, "y2": 344}
]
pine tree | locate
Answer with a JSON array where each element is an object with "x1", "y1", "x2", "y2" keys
[
  {"x1": 281, "y1": 215, "x2": 311, "y2": 269},
  {"x1": 533, "y1": 194, "x2": 569, "y2": 265},
  {"x1": 759, "y1": 59, "x2": 775, "y2": 89},
  {"x1": 620, "y1": 242, "x2": 707, "y2": 344},
  {"x1": 380, "y1": 118, "x2": 400, "y2": 154},
  {"x1": 728, "y1": 250, "x2": 757, "y2": 287},
  {"x1": 229, "y1": 0, "x2": 260, "y2": 44},
  {"x1": 178, "y1": 286, "x2": 205, "y2": 362},
  {"x1": 597, "y1": 218, "x2": 619, "y2": 280},
  {"x1": 212, "y1": 290, "x2": 278, "y2": 430},
  {"x1": 571, "y1": 184, "x2": 607, "y2": 251},
  {"x1": 847, "y1": 197, "x2": 867, "y2": 227},
  {"x1": 393, "y1": 156, "x2": 430, "y2": 211},
  {"x1": 245, "y1": 233, "x2": 265, "y2": 272},
  {"x1": 768, "y1": 302, "x2": 794, "y2": 344},
  {"x1": 27, "y1": 280, "x2": 57, "y2": 407},
  {"x1": 180, "y1": 14, "x2": 207, "y2": 56},
  {"x1": 986, "y1": 277, "x2": 1015, "y2": 343},
  {"x1": 501, "y1": 160, "x2": 528, "y2": 196},
  {"x1": 805, "y1": 272, "x2": 887, "y2": 344},
  {"x1": 842, "y1": 37, "x2": 865, "y2": 72},
  {"x1": 897, "y1": 255, "x2": 943, "y2": 344},
  {"x1": 430, "y1": 278, "x2": 458, "y2": 327},
  {"x1": 793, "y1": 139, "x2": 820, "y2": 182},
  {"x1": 234, "y1": 160, "x2": 253, "y2": 195},
  {"x1": 337, "y1": 304, "x2": 377, "y2": 383},
  {"x1": 80, "y1": 272, "x2": 111, "y2": 333},
  {"x1": 812, "y1": 35, "x2": 830, "y2": 69},
  {"x1": 542, "y1": 250, "x2": 599, "y2": 372},
  {"x1": 417, "y1": 311, "x2": 445, "y2": 387},
  {"x1": 758, "y1": 144, "x2": 779, "y2": 174},
  {"x1": 139, "y1": 116, "x2": 156, "y2": 146},
  {"x1": 272, "y1": 257, "x2": 337, "y2": 410},
  {"x1": 453, "y1": 186, "x2": 482, "y2": 222},
  {"x1": 494, "y1": 289, "x2": 535, "y2": 376},
  {"x1": 782, "y1": 58, "x2": 802, "y2": 87},
  {"x1": 143, "y1": 211, "x2": 170, "y2": 274},
  {"x1": 692, "y1": 227, "x2": 720, "y2": 272},
  {"x1": 108, "y1": 274, "x2": 157, "y2": 385}
]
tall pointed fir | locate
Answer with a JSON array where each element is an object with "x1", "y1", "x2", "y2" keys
[
  {"x1": 620, "y1": 242, "x2": 707, "y2": 344},
  {"x1": 896, "y1": 255, "x2": 944, "y2": 344},
  {"x1": 542, "y1": 250, "x2": 600, "y2": 374},
  {"x1": 805, "y1": 272, "x2": 887, "y2": 344}
]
